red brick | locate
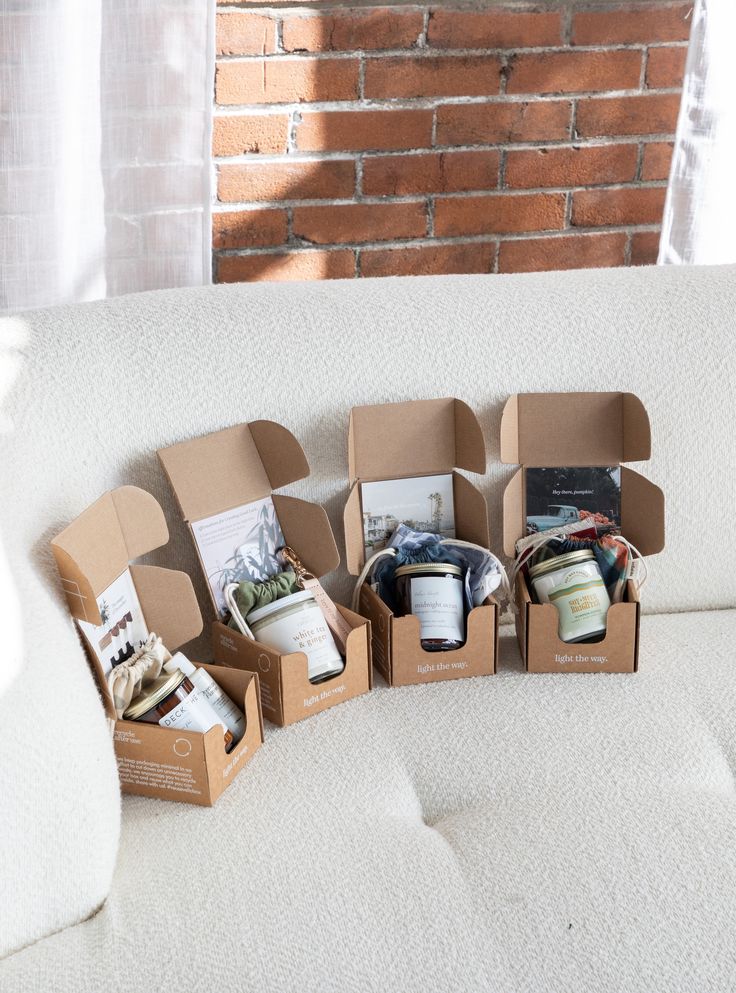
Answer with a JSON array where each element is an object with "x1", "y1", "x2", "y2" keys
[
  {"x1": 217, "y1": 250, "x2": 355, "y2": 282},
  {"x1": 282, "y1": 8, "x2": 423, "y2": 52},
  {"x1": 506, "y1": 49, "x2": 642, "y2": 95},
  {"x1": 630, "y1": 230, "x2": 661, "y2": 265},
  {"x1": 212, "y1": 209, "x2": 288, "y2": 249},
  {"x1": 646, "y1": 46, "x2": 688, "y2": 89},
  {"x1": 360, "y1": 242, "x2": 494, "y2": 277},
  {"x1": 641, "y1": 141, "x2": 674, "y2": 181},
  {"x1": 505, "y1": 144, "x2": 638, "y2": 189},
  {"x1": 296, "y1": 109, "x2": 432, "y2": 152},
  {"x1": 434, "y1": 192, "x2": 565, "y2": 237},
  {"x1": 427, "y1": 9, "x2": 561, "y2": 49},
  {"x1": 576, "y1": 93, "x2": 681, "y2": 136},
  {"x1": 218, "y1": 159, "x2": 355, "y2": 202},
  {"x1": 499, "y1": 232, "x2": 627, "y2": 272},
  {"x1": 572, "y1": 186, "x2": 667, "y2": 227},
  {"x1": 364, "y1": 54, "x2": 502, "y2": 100},
  {"x1": 213, "y1": 115, "x2": 289, "y2": 156},
  {"x1": 216, "y1": 12, "x2": 277, "y2": 55},
  {"x1": 363, "y1": 151, "x2": 500, "y2": 196},
  {"x1": 572, "y1": 4, "x2": 692, "y2": 45},
  {"x1": 436, "y1": 100, "x2": 571, "y2": 145},
  {"x1": 292, "y1": 202, "x2": 426, "y2": 244},
  {"x1": 216, "y1": 59, "x2": 359, "y2": 105}
]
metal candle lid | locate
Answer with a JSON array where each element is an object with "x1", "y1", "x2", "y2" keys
[
  {"x1": 123, "y1": 670, "x2": 186, "y2": 720},
  {"x1": 246, "y1": 588, "x2": 315, "y2": 626},
  {"x1": 394, "y1": 563, "x2": 464, "y2": 578},
  {"x1": 528, "y1": 548, "x2": 596, "y2": 581}
]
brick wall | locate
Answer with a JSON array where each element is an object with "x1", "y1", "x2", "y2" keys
[{"x1": 213, "y1": 1, "x2": 691, "y2": 282}]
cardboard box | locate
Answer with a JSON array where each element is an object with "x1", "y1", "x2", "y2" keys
[
  {"x1": 51, "y1": 485, "x2": 264, "y2": 806},
  {"x1": 158, "y1": 422, "x2": 372, "y2": 726},
  {"x1": 500, "y1": 392, "x2": 665, "y2": 673},
  {"x1": 344, "y1": 397, "x2": 499, "y2": 686}
]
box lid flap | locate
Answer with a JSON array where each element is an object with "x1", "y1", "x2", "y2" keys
[
  {"x1": 51, "y1": 486, "x2": 169, "y2": 622},
  {"x1": 157, "y1": 421, "x2": 309, "y2": 523},
  {"x1": 129, "y1": 564, "x2": 204, "y2": 651},
  {"x1": 272, "y1": 494, "x2": 340, "y2": 578},
  {"x1": 500, "y1": 392, "x2": 651, "y2": 466},
  {"x1": 348, "y1": 397, "x2": 485, "y2": 484}
]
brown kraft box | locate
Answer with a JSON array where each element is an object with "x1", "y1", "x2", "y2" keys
[
  {"x1": 500, "y1": 392, "x2": 665, "y2": 673},
  {"x1": 344, "y1": 397, "x2": 499, "y2": 686},
  {"x1": 51, "y1": 485, "x2": 264, "y2": 806},
  {"x1": 157, "y1": 422, "x2": 372, "y2": 726}
]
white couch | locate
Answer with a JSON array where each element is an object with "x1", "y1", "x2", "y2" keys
[{"x1": 1, "y1": 264, "x2": 735, "y2": 992}]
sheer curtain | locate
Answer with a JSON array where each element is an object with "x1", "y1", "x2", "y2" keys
[
  {"x1": 0, "y1": 0, "x2": 214, "y2": 314},
  {"x1": 659, "y1": 0, "x2": 736, "y2": 264}
]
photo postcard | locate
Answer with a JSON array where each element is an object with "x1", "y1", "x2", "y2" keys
[
  {"x1": 77, "y1": 568, "x2": 149, "y2": 674},
  {"x1": 360, "y1": 472, "x2": 455, "y2": 559},
  {"x1": 525, "y1": 466, "x2": 621, "y2": 535},
  {"x1": 191, "y1": 496, "x2": 285, "y2": 616}
]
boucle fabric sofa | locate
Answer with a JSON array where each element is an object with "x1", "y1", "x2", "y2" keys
[{"x1": 1, "y1": 264, "x2": 735, "y2": 992}]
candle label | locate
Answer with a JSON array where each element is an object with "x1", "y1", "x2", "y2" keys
[
  {"x1": 158, "y1": 686, "x2": 223, "y2": 735},
  {"x1": 410, "y1": 576, "x2": 464, "y2": 642}
]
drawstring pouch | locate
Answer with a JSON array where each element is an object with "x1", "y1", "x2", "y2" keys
[
  {"x1": 225, "y1": 570, "x2": 299, "y2": 638},
  {"x1": 107, "y1": 632, "x2": 171, "y2": 719},
  {"x1": 510, "y1": 530, "x2": 647, "y2": 609},
  {"x1": 351, "y1": 524, "x2": 509, "y2": 614}
]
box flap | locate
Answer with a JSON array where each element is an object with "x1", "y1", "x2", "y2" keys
[
  {"x1": 157, "y1": 421, "x2": 309, "y2": 523},
  {"x1": 129, "y1": 564, "x2": 204, "y2": 651},
  {"x1": 51, "y1": 486, "x2": 169, "y2": 623},
  {"x1": 500, "y1": 392, "x2": 650, "y2": 467},
  {"x1": 348, "y1": 397, "x2": 485, "y2": 484},
  {"x1": 620, "y1": 467, "x2": 665, "y2": 555},
  {"x1": 502, "y1": 468, "x2": 524, "y2": 557},
  {"x1": 273, "y1": 494, "x2": 340, "y2": 577}
]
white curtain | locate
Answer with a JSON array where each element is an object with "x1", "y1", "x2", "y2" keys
[
  {"x1": 659, "y1": 0, "x2": 736, "y2": 264},
  {"x1": 0, "y1": 0, "x2": 214, "y2": 314}
]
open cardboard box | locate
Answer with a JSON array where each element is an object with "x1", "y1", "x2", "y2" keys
[
  {"x1": 158, "y1": 422, "x2": 372, "y2": 726},
  {"x1": 50, "y1": 486, "x2": 264, "y2": 806},
  {"x1": 344, "y1": 398, "x2": 499, "y2": 686},
  {"x1": 501, "y1": 392, "x2": 665, "y2": 673}
]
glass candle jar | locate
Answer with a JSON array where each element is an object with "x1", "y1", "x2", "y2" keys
[
  {"x1": 247, "y1": 589, "x2": 345, "y2": 684},
  {"x1": 529, "y1": 548, "x2": 611, "y2": 644},
  {"x1": 123, "y1": 670, "x2": 234, "y2": 752},
  {"x1": 394, "y1": 562, "x2": 466, "y2": 652}
]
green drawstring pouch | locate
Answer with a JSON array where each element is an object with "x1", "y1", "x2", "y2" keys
[{"x1": 227, "y1": 570, "x2": 299, "y2": 631}]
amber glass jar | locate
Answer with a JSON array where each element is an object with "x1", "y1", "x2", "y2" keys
[
  {"x1": 394, "y1": 562, "x2": 466, "y2": 652},
  {"x1": 124, "y1": 670, "x2": 234, "y2": 752}
]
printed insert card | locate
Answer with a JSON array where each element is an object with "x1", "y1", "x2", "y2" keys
[
  {"x1": 77, "y1": 568, "x2": 149, "y2": 675},
  {"x1": 191, "y1": 496, "x2": 286, "y2": 617},
  {"x1": 360, "y1": 472, "x2": 455, "y2": 560},
  {"x1": 525, "y1": 466, "x2": 621, "y2": 535}
]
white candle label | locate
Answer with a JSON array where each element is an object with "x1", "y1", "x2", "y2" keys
[
  {"x1": 410, "y1": 576, "x2": 464, "y2": 642},
  {"x1": 158, "y1": 686, "x2": 224, "y2": 735}
]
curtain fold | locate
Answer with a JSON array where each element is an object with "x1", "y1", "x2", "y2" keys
[
  {"x1": 659, "y1": 0, "x2": 736, "y2": 265},
  {"x1": 0, "y1": 0, "x2": 214, "y2": 314}
]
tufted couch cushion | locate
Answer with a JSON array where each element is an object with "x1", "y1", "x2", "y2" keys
[{"x1": 1, "y1": 264, "x2": 735, "y2": 987}]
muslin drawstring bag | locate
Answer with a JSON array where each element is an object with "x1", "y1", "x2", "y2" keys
[{"x1": 107, "y1": 632, "x2": 171, "y2": 718}]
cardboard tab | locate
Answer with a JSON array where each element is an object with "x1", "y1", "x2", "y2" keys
[{"x1": 158, "y1": 421, "x2": 309, "y2": 524}]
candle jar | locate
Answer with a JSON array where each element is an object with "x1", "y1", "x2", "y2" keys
[
  {"x1": 394, "y1": 563, "x2": 466, "y2": 652},
  {"x1": 247, "y1": 589, "x2": 345, "y2": 684},
  {"x1": 124, "y1": 670, "x2": 234, "y2": 752},
  {"x1": 529, "y1": 548, "x2": 611, "y2": 644}
]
